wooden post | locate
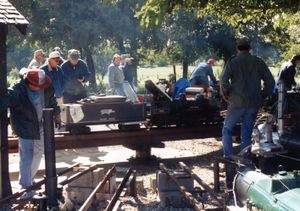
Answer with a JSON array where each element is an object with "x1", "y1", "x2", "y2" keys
[{"x1": 0, "y1": 24, "x2": 12, "y2": 199}]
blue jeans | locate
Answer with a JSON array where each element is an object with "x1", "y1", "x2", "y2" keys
[
  {"x1": 222, "y1": 105, "x2": 258, "y2": 156},
  {"x1": 19, "y1": 137, "x2": 44, "y2": 189}
]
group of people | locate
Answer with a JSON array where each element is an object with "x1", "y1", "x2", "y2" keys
[
  {"x1": 192, "y1": 37, "x2": 300, "y2": 158},
  {"x1": 0, "y1": 47, "x2": 90, "y2": 199},
  {"x1": 1, "y1": 38, "x2": 299, "y2": 200},
  {"x1": 27, "y1": 48, "x2": 91, "y2": 104},
  {"x1": 107, "y1": 53, "x2": 135, "y2": 97}
]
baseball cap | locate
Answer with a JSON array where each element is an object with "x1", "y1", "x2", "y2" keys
[
  {"x1": 236, "y1": 37, "x2": 251, "y2": 47},
  {"x1": 68, "y1": 49, "x2": 80, "y2": 60},
  {"x1": 207, "y1": 58, "x2": 216, "y2": 66},
  {"x1": 25, "y1": 69, "x2": 52, "y2": 89},
  {"x1": 49, "y1": 51, "x2": 60, "y2": 59}
]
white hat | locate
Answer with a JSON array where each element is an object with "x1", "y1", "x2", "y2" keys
[{"x1": 49, "y1": 51, "x2": 60, "y2": 59}]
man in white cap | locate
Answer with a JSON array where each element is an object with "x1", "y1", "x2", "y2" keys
[
  {"x1": 28, "y1": 49, "x2": 46, "y2": 69},
  {"x1": 0, "y1": 69, "x2": 61, "y2": 199},
  {"x1": 41, "y1": 51, "x2": 64, "y2": 104}
]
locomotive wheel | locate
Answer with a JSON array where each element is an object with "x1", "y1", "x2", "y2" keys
[
  {"x1": 68, "y1": 126, "x2": 91, "y2": 134},
  {"x1": 118, "y1": 124, "x2": 140, "y2": 131}
]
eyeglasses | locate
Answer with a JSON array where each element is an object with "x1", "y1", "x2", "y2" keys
[{"x1": 51, "y1": 58, "x2": 60, "y2": 63}]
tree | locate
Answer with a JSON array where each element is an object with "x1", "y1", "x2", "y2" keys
[{"x1": 138, "y1": 0, "x2": 300, "y2": 27}]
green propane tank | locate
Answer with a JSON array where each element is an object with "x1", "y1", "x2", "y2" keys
[{"x1": 235, "y1": 169, "x2": 300, "y2": 211}]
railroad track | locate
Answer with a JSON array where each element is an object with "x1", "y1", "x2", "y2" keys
[{"x1": 8, "y1": 125, "x2": 225, "y2": 153}]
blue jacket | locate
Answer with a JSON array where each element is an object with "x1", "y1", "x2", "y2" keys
[
  {"x1": 61, "y1": 59, "x2": 90, "y2": 95},
  {"x1": 190, "y1": 62, "x2": 217, "y2": 86},
  {"x1": 41, "y1": 63, "x2": 64, "y2": 98}
]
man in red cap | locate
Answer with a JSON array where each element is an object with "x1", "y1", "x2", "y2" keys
[
  {"x1": 189, "y1": 58, "x2": 217, "y2": 88},
  {"x1": 0, "y1": 68, "x2": 61, "y2": 199}
]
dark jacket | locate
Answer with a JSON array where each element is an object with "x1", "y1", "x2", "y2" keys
[
  {"x1": 41, "y1": 63, "x2": 64, "y2": 98},
  {"x1": 61, "y1": 59, "x2": 90, "y2": 95},
  {"x1": 220, "y1": 51, "x2": 275, "y2": 108},
  {"x1": 2, "y1": 79, "x2": 60, "y2": 139},
  {"x1": 278, "y1": 61, "x2": 297, "y2": 90}
]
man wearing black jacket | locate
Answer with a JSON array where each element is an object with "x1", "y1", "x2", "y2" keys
[
  {"x1": 278, "y1": 55, "x2": 300, "y2": 90},
  {"x1": 1, "y1": 68, "x2": 60, "y2": 199}
]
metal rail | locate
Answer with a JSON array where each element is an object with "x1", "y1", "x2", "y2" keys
[
  {"x1": 79, "y1": 166, "x2": 116, "y2": 211},
  {"x1": 0, "y1": 163, "x2": 79, "y2": 207},
  {"x1": 7, "y1": 125, "x2": 225, "y2": 153},
  {"x1": 159, "y1": 163, "x2": 203, "y2": 211},
  {"x1": 105, "y1": 168, "x2": 133, "y2": 211},
  {"x1": 179, "y1": 162, "x2": 224, "y2": 207},
  {"x1": 59, "y1": 164, "x2": 98, "y2": 186}
]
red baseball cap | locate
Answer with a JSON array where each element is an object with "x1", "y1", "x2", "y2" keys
[
  {"x1": 25, "y1": 69, "x2": 52, "y2": 88},
  {"x1": 207, "y1": 58, "x2": 216, "y2": 66}
]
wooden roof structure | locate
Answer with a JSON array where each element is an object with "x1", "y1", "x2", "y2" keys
[{"x1": 0, "y1": 0, "x2": 28, "y2": 34}]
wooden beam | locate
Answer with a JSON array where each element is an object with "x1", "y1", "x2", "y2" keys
[{"x1": 0, "y1": 24, "x2": 12, "y2": 199}]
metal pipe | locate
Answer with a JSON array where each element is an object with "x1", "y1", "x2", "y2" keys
[
  {"x1": 43, "y1": 108, "x2": 58, "y2": 208},
  {"x1": 159, "y1": 163, "x2": 203, "y2": 211},
  {"x1": 179, "y1": 162, "x2": 223, "y2": 206},
  {"x1": 105, "y1": 168, "x2": 133, "y2": 211},
  {"x1": 79, "y1": 166, "x2": 116, "y2": 211},
  {"x1": 278, "y1": 80, "x2": 285, "y2": 135}
]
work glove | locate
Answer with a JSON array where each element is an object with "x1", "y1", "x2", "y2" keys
[{"x1": 54, "y1": 115, "x2": 61, "y2": 129}]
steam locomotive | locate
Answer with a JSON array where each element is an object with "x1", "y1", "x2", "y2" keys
[{"x1": 60, "y1": 79, "x2": 222, "y2": 133}]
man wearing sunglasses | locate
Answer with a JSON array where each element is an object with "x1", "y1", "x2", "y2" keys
[{"x1": 41, "y1": 51, "x2": 64, "y2": 105}]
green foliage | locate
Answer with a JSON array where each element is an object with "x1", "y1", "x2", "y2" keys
[{"x1": 7, "y1": 68, "x2": 20, "y2": 87}]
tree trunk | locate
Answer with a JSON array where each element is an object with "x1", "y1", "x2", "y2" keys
[
  {"x1": 118, "y1": 38, "x2": 125, "y2": 54},
  {"x1": 84, "y1": 47, "x2": 96, "y2": 87},
  {"x1": 182, "y1": 56, "x2": 189, "y2": 78}
]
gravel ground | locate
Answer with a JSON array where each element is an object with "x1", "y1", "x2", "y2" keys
[
  {"x1": 9, "y1": 136, "x2": 230, "y2": 210},
  {"x1": 117, "y1": 138, "x2": 227, "y2": 211}
]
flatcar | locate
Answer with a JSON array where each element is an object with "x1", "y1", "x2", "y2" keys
[{"x1": 60, "y1": 79, "x2": 223, "y2": 133}]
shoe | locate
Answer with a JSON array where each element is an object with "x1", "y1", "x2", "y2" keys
[{"x1": 19, "y1": 191, "x2": 35, "y2": 200}]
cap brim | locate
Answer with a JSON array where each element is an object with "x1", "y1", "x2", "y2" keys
[
  {"x1": 38, "y1": 76, "x2": 52, "y2": 88},
  {"x1": 70, "y1": 55, "x2": 79, "y2": 60}
]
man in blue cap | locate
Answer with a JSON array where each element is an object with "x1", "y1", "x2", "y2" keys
[{"x1": 61, "y1": 49, "x2": 90, "y2": 103}]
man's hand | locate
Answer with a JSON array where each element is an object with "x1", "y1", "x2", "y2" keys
[
  {"x1": 223, "y1": 95, "x2": 230, "y2": 102},
  {"x1": 78, "y1": 76, "x2": 85, "y2": 83},
  {"x1": 54, "y1": 115, "x2": 61, "y2": 129}
]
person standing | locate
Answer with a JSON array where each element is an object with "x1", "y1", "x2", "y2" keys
[
  {"x1": 220, "y1": 37, "x2": 275, "y2": 157},
  {"x1": 189, "y1": 58, "x2": 217, "y2": 88},
  {"x1": 61, "y1": 49, "x2": 90, "y2": 103},
  {"x1": 0, "y1": 69, "x2": 61, "y2": 199},
  {"x1": 54, "y1": 46, "x2": 65, "y2": 65},
  {"x1": 108, "y1": 54, "x2": 126, "y2": 96},
  {"x1": 41, "y1": 51, "x2": 64, "y2": 104},
  {"x1": 123, "y1": 57, "x2": 135, "y2": 89},
  {"x1": 278, "y1": 55, "x2": 300, "y2": 90},
  {"x1": 28, "y1": 49, "x2": 46, "y2": 69}
]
